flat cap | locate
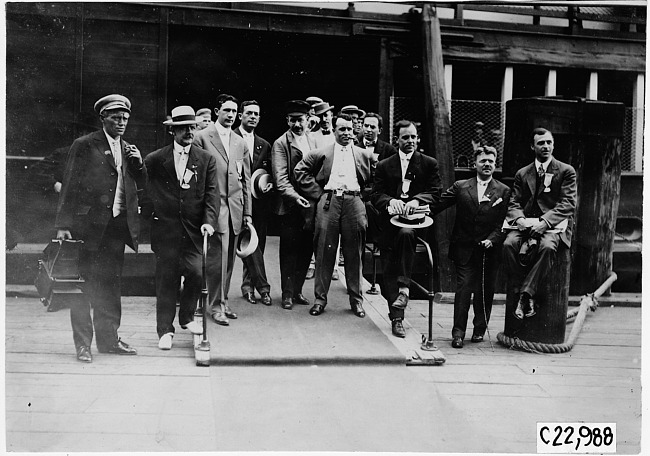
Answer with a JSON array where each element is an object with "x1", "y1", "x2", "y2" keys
[
  {"x1": 286, "y1": 100, "x2": 311, "y2": 116},
  {"x1": 94, "y1": 94, "x2": 131, "y2": 114},
  {"x1": 196, "y1": 108, "x2": 212, "y2": 117}
]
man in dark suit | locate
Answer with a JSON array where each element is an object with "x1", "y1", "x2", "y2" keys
[
  {"x1": 503, "y1": 127, "x2": 577, "y2": 319},
  {"x1": 371, "y1": 120, "x2": 442, "y2": 338},
  {"x1": 234, "y1": 100, "x2": 273, "y2": 307},
  {"x1": 193, "y1": 94, "x2": 252, "y2": 326},
  {"x1": 295, "y1": 114, "x2": 376, "y2": 318},
  {"x1": 56, "y1": 94, "x2": 145, "y2": 362},
  {"x1": 142, "y1": 106, "x2": 218, "y2": 350},
  {"x1": 271, "y1": 100, "x2": 317, "y2": 310},
  {"x1": 431, "y1": 146, "x2": 511, "y2": 348}
]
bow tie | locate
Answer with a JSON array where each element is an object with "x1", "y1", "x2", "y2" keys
[
  {"x1": 365, "y1": 142, "x2": 376, "y2": 147},
  {"x1": 477, "y1": 180, "x2": 488, "y2": 186},
  {"x1": 177, "y1": 147, "x2": 189, "y2": 155},
  {"x1": 322, "y1": 130, "x2": 331, "y2": 135}
]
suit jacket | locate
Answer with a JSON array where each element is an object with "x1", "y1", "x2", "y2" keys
[
  {"x1": 233, "y1": 127, "x2": 275, "y2": 213},
  {"x1": 193, "y1": 123, "x2": 252, "y2": 235},
  {"x1": 271, "y1": 130, "x2": 318, "y2": 216},
  {"x1": 506, "y1": 157, "x2": 577, "y2": 246},
  {"x1": 358, "y1": 138, "x2": 398, "y2": 162},
  {"x1": 55, "y1": 130, "x2": 146, "y2": 251},
  {"x1": 294, "y1": 143, "x2": 375, "y2": 201},
  {"x1": 432, "y1": 177, "x2": 511, "y2": 265},
  {"x1": 371, "y1": 151, "x2": 442, "y2": 214},
  {"x1": 142, "y1": 143, "x2": 219, "y2": 254}
]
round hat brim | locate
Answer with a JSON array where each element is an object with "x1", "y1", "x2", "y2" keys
[
  {"x1": 251, "y1": 169, "x2": 271, "y2": 199},
  {"x1": 236, "y1": 223, "x2": 259, "y2": 258},
  {"x1": 390, "y1": 215, "x2": 433, "y2": 229},
  {"x1": 163, "y1": 120, "x2": 198, "y2": 126}
]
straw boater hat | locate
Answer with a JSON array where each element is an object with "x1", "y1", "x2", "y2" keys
[
  {"x1": 251, "y1": 169, "x2": 273, "y2": 199},
  {"x1": 340, "y1": 104, "x2": 366, "y2": 118},
  {"x1": 313, "y1": 102, "x2": 335, "y2": 116},
  {"x1": 306, "y1": 96, "x2": 323, "y2": 106},
  {"x1": 236, "y1": 222, "x2": 259, "y2": 258},
  {"x1": 390, "y1": 212, "x2": 434, "y2": 229},
  {"x1": 94, "y1": 94, "x2": 131, "y2": 114},
  {"x1": 163, "y1": 106, "x2": 198, "y2": 126}
]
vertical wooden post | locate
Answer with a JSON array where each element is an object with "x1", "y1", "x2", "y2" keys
[
  {"x1": 421, "y1": 3, "x2": 454, "y2": 291},
  {"x1": 545, "y1": 69, "x2": 557, "y2": 96},
  {"x1": 587, "y1": 71, "x2": 598, "y2": 100},
  {"x1": 378, "y1": 38, "x2": 394, "y2": 144},
  {"x1": 156, "y1": 6, "x2": 170, "y2": 149},
  {"x1": 73, "y1": 3, "x2": 85, "y2": 137}
]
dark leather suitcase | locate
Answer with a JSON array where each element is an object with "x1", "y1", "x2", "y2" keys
[{"x1": 34, "y1": 240, "x2": 86, "y2": 312}]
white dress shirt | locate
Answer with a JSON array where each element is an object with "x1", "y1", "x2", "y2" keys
[
  {"x1": 293, "y1": 132, "x2": 311, "y2": 155},
  {"x1": 173, "y1": 141, "x2": 190, "y2": 182},
  {"x1": 239, "y1": 126, "x2": 255, "y2": 165},
  {"x1": 215, "y1": 121, "x2": 231, "y2": 157},
  {"x1": 398, "y1": 150, "x2": 413, "y2": 180},
  {"x1": 477, "y1": 177, "x2": 492, "y2": 202},
  {"x1": 104, "y1": 129, "x2": 125, "y2": 217},
  {"x1": 324, "y1": 143, "x2": 360, "y2": 192}
]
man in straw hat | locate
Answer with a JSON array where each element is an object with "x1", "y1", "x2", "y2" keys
[
  {"x1": 193, "y1": 94, "x2": 252, "y2": 326},
  {"x1": 233, "y1": 100, "x2": 273, "y2": 306},
  {"x1": 141, "y1": 106, "x2": 218, "y2": 350},
  {"x1": 371, "y1": 120, "x2": 442, "y2": 338},
  {"x1": 56, "y1": 94, "x2": 146, "y2": 362}
]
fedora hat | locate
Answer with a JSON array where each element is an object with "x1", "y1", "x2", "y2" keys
[
  {"x1": 236, "y1": 222, "x2": 259, "y2": 258},
  {"x1": 390, "y1": 213, "x2": 434, "y2": 229},
  {"x1": 313, "y1": 102, "x2": 335, "y2": 116},
  {"x1": 340, "y1": 105, "x2": 366, "y2": 118},
  {"x1": 94, "y1": 94, "x2": 131, "y2": 114},
  {"x1": 251, "y1": 168, "x2": 273, "y2": 199},
  {"x1": 163, "y1": 106, "x2": 198, "y2": 126}
]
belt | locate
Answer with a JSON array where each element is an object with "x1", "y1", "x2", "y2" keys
[{"x1": 324, "y1": 189, "x2": 361, "y2": 197}]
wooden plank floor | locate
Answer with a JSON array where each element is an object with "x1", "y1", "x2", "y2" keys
[{"x1": 5, "y1": 264, "x2": 642, "y2": 453}]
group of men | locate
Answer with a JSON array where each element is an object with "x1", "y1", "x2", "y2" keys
[{"x1": 54, "y1": 92, "x2": 576, "y2": 363}]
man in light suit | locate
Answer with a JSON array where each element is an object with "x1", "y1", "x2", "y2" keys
[
  {"x1": 271, "y1": 100, "x2": 317, "y2": 310},
  {"x1": 503, "y1": 128, "x2": 577, "y2": 319},
  {"x1": 431, "y1": 146, "x2": 511, "y2": 348},
  {"x1": 295, "y1": 114, "x2": 375, "y2": 318},
  {"x1": 371, "y1": 120, "x2": 442, "y2": 338},
  {"x1": 56, "y1": 94, "x2": 145, "y2": 362},
  {"x1": 234, "y1": 100, "x2": 273, "y2": 307},
  {"x1": 193, "y1": 94, "x2": 252, "y2": 326},
  {"x1": 142, "y1": 106, "x2": 218, "y2": 350}
]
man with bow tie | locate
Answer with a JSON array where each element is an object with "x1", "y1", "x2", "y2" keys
[
  {"x1": 233, "y1": 100, "x2": 273, "y2": 307},
  {"x1": 503, "y1": 128, "x2": 577, "y2": 320},
  {"x1": 310, "y1": 101, "x2": 336, "y2": 149},
  {"x1": 193, "y1": 94, "x2": 253, "y2": 326},
  {"x1": 371, "y1": 120, "x2": 442, "y2": 338},
  {"x1": 295, "y1": 113, "x2": 375, "y2": 318},
  {"x1": 56, "y1": 94, "x2": 146, "y2": 362},
  {"x1": 431, "y1": 146, "x2": 510, "y2": 348},
  {"x1": 142, "y1": 106, "x2": 218, "y2": 350}
]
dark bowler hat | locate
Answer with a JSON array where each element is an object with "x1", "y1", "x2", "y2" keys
[
  {"x1": 163, "y1": 106, "x2": 198, "y2": 126},
  {"x1": 94, "y1": 94, "x2": 131, "y2": 114},
  {"x1": 286, "y1": 100, "x2": 311, "y2": 116},
  {"x1": 313, "y1": 102, "x2": 335, "y2": 116}
]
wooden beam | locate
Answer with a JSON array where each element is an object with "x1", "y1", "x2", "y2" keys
[
  {"x1": 378, "y1": 38, "x2": 394, "y2": 144},
  {"x1": 545, "y1": 69, "x2": 557, "y2": 96},
  {"x1": 421, "y1": 4, "x2": 455, "y2": 292},
  {"x1": 156, "y1": 6, "x2": 169, "y2": 149},
  {"x1": 632, "y1": 73, "x2": 644, "y2": 173},
  {"x1": 73, "y1": 3, "x2": 84, "y2": 136},
  {"x1": 587, "y1": 71, "x2": 598, "y2": 100}
]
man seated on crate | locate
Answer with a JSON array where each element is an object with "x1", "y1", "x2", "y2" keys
[
  {"x1": 502, "y1": 127, "x2": 577, "y2": 320},
  {"x1": 370, "y1": 120, "x2": 442, "y2": 338}
]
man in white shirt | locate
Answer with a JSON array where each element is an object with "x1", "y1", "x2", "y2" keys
[{"x1": 295, "y1": 114, "x2": 375, "y2": 318}]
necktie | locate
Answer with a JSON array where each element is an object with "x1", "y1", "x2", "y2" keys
[{"x1": 538, "y1": 164, "x2": 545, "y2": 177}]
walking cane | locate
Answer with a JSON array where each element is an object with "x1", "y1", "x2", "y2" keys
[{"x1": 195, "y1": 231, "x2": 211, "y2": 366}]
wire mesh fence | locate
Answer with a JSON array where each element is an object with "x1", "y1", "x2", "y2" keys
[{"x1": 389, "y1": 97, "x2": 643, "y2": 172}]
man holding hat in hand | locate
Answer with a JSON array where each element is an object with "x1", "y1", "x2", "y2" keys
[
  {"x1": 234, "y1": 100, "x2": 273, "y2": 306},
  {"x1": 142, "y1": 106, "x2": 218, "y2": 350},
  {"x1": 56, "y1": 94, "x2": 146, "y2": 362}
]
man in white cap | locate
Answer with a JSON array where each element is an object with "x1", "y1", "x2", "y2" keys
[
  {"x1": 56, "y1": 94, "x2": 145, "y2": 362},
  {"x1": 196, "y1": 108, "x2": 213, "y2": 131},
  {"x1": 142, "y1": 106, "x2": 218, "y2": 350},
  {"x1": 340, "y1": 105, "x2": 366, "y2": 142},
  {"x1": 193, "y1": 93, "x2": 252, "y2": 326},
  {"x1": 233, "y1": 100, "x2": 273, "y2": 306}
]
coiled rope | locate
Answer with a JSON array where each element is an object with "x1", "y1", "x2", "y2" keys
[{"x1": 497, "y1": 272, "x2": 617, "y2": 354}]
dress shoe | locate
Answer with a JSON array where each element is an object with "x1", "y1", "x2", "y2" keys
[
  {"x1": 332, "y1": 269, "x2": 339, "y2": 280},
  {"x1": 181, "y1": 320, "x2": 203, "y2": 335},
  {"x1": 76, "y1": 346, "x2": 92, "y2": 363},
  {"x1": 259, "y1": 292, "x2": 272, "y2": 306},
  {"x1": 451, "y1": 336, "x2": 464, "y2": 348},
  {"x1": 211, "y1": 311, "x2": 230, "y2": 326},
  {"x1": 158, "y1": 332, "x2": 173, "y2": 350},
  {"x1": 223, "y1": 306, "x2": 237, "y2": 319},
  {"x1": 391, "y1": 318, "x2": 406, "y2": 338},
  {"x1": 293, "y1": 294, "x2": 311, "y2": 306},
  {"x1": 305, "y1": 266, "x2": 315, "y2": 280},
  {"x1": 309, "y1": 303, "x2": 325, "y2": 316},
  {"x1": 281, "y1": 297, "x2": 293, "y2": 310},
  {"x1": 471, "y1": 334, "x2": 484, "y2": 343},
  {"x1": 350, "y1": 302, "x2": 365, "y2": 318},
  {"x1": 525, "y1": 297, "x2": 537, "y2": 318},
  {"x1": 243, "y1": 291, "x2": 257, "y2": 304},
  {"x1": 98, "y1": 339, "x2": 137, "y2": 355},
  {"x1": 391, "y1": 291, "x2": 409, "y2": 310},
  {"x1": 514, "y1": 294, "x2": 526, "y2": 320}
]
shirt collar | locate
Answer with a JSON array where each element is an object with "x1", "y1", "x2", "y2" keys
[
  {"x1": 174, "y1": 142, "x2": 190, "y2": 154},
  {"x1": 215, "y1": 121, "x2": 231, "y2": 137},
  {"x1": 239, "y1": 126, "x2": 253, "y2": 137},
  {"x1": 399, "y1": 150, "x2": 413, "y2": 161},
  {"x1": 103, "y1": 129, "x2": 120, "y2": 145},
  {"x1": 477, "y1": 177, "x2": 492, "y2": 186},
  {"x1": 335, "y1": 142, "x2": 352, "y2": 153},
  {"x1": 535, "y1": 159, "x2": 551, "y2": 173}
]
